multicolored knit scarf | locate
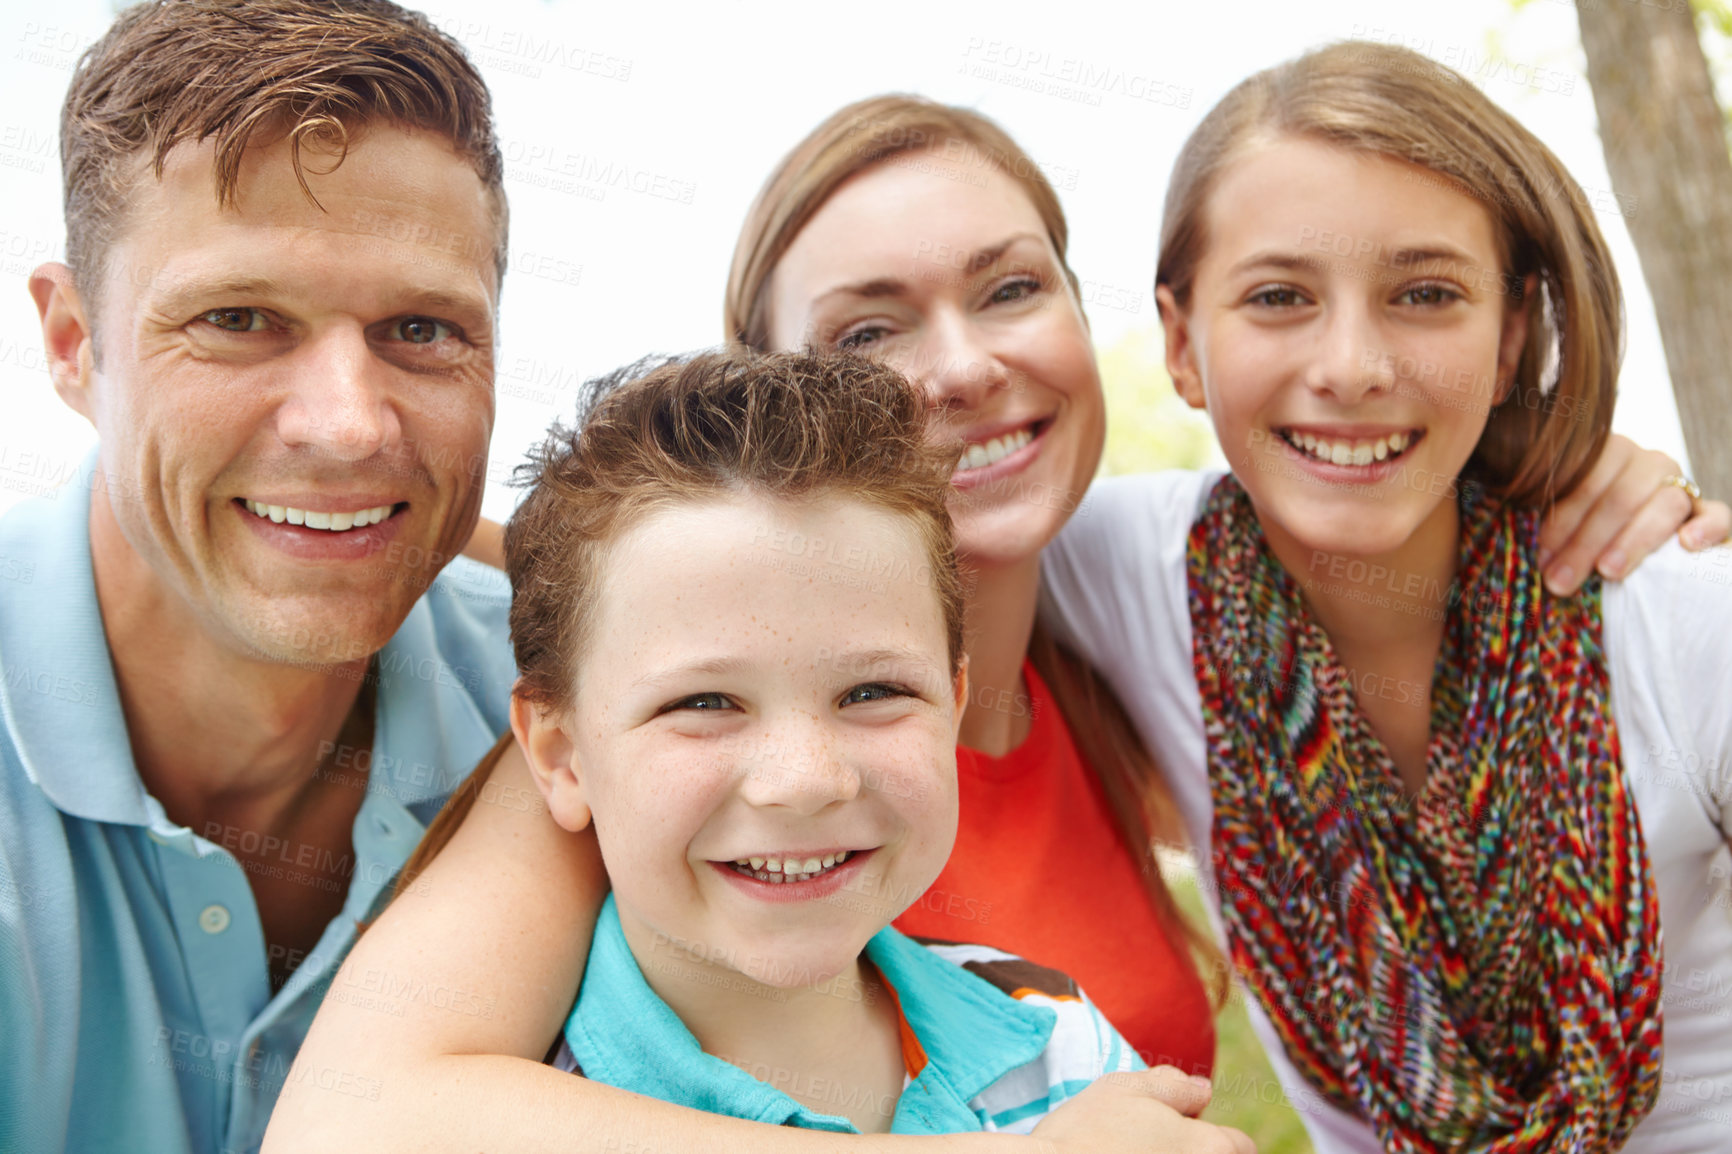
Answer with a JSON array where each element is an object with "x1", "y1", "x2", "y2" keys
[{"x1": 1187, "y1": 475, "x2": 1662, "y2": 1154}]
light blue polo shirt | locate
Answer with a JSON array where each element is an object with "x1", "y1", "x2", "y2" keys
[
  {"x1": 558, "y1": 896, "x2": 1142, "y2": 1134},
  {"x1": 0, "y1": 454, "x2": 516, "y2": 1154}
]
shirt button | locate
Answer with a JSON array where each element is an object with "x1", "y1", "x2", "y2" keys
[
  {"x1": 374, "y1": 816, "x2": 393, "y2": 837},
  {"x1": 198, "y1": 904, "x2": 232, "y2": 934}
]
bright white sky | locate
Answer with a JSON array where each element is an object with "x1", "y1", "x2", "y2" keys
[{"x1": 0, "y1": 0, "x2": 1692, "y2": 522}]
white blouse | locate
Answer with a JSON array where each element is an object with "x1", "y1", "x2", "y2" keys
[{"x1": 1039, "y1": 469, "x2": 1732, "y2": 1154}]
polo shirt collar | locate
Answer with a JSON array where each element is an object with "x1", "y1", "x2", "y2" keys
[
  {"x1": 563, "y1": 896, "x2": 1055, "y2": 1134},
  {"x1": 0, "y1": 448, "x2": 480, "y2": 833}
]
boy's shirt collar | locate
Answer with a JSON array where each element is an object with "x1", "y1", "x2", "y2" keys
[{"x1": 563, "y1": 895, "x2": 1057, "y2": 1134}]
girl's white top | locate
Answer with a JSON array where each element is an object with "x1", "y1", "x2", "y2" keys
[{"x1": 1039, "y1": 469, "x2": 1732, "y2": 1154}]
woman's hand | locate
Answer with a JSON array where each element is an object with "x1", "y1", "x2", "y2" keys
[
  {"x1": 1030, "y1": 1069, "x2": 1256, "y2": 1154},
  {"x1": 1537, "y1": 434, "x2": 1730, "y2": 594}
]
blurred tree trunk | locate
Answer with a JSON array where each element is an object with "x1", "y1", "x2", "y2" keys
[{"x1": 1578, "y1": 0, "x2": 1732, "y2": 497}]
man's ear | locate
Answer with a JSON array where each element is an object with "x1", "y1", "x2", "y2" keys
[
  {"x1": 510, "y1": 690, "x2": 593, "y2": 834},
  {"x1": 1155, "y1": 285, "x2": 1206, "y2": 410},
  {"x1": 950, "y1": 656, "x2": 970, "y2": 741},
  {"x1": 29, "y1": 263, "x2": 98, "y2": 423},
  {"x1": 1495, "y1": 273, "x2": 1539, "y2": 405}
]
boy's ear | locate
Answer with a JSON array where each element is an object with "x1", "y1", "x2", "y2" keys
[
  {"x1": 28, "y1": 263, "x2": 98, "y2": 423},
  {"x1": 509, "y1": 690, "x2": 593, "y2": 834},
  {"x1": 1495, "y1": 273, "x2": 1539, "y2": 405},
  {"x1": 1155, "y1": 285, "x2": 1206, "y2": 410},
  {"x1": 949, "y1": 656, "x2": 970, "y2": 740}
]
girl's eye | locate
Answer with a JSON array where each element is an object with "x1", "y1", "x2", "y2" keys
[
  {"x1": 1397, "y1": 284, "x2": 1458, "y2": 307},
  {"x1": 1247, "y1": 286, "x2": 1306, "y2": 308},
  {"x1": 841, "y1": 682, "x2": 913, "y2": 706},
  {"x1": 392, "y1": 316, "x2": 454, "y2": 344},
  {"x1": 661, "y1": 692, "x2": 738, "y2": 715},
  {"x1": 200, "y1": 307, "x2": 270, "y2": 332},
  {"x1": 988, "y1": 276, "x2": 1042, "y2": 305}
]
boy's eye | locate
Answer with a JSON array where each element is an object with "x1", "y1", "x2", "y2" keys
[
  {"x1": 1247, "y1": 286, "x2": 1305, "y2": 308},
  {"x1": 840, "y1": 682, "x2": 913, "y2": 706},
  {"x1": 200, "y1": 307, "x2": 270, "y2": 332},
  {"x1": 660, "y1": 692, "x2": 738, "y2": 715}
]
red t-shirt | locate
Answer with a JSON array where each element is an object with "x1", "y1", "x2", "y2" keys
[{"x1": 894, "y1": 663, "x2": 1216, "y2": 1075}]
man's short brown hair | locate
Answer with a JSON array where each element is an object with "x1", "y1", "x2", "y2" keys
[{"x1": 61, "y1": 0, "x2": 506, "y2": 311}]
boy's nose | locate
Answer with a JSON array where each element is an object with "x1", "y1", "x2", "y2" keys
[{"x1": 736, "y1": 723, "x2": 862, "y2": 815}]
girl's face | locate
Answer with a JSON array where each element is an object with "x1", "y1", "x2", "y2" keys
[
  {"x1": 1159, "y1": 136, "x2": 1531, "y2": 564},
  {"x1": 767, "y1": 157, "x2": 1105, "y2": 570},
  {"x1": 523, "y1": 493, "x2": 964, "y2": 993}
]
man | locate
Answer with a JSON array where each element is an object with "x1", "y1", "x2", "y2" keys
[{"x1": 0, "y1": 3, "x2": 520, "y2": 1150}]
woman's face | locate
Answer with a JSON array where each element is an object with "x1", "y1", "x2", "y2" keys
[
  {"x1": 1158, "y1": 136, "x2": 1530, "y2": 565},
  {"x1": 766, "y1": 156, "x2": 1105, "y2": 570}
]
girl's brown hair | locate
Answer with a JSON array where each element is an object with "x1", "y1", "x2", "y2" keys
[
  {"x1": 395, "y1": 350, "x2": 966, "y2": 898},
  {"x1": 1157, "y1": 39, "x2": 1621, "y2": 507},
  {"x1": 727, "y1": 94, "x2": 1227, "y2": 1008}
]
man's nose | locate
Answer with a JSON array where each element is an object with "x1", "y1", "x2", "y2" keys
[{"x1": 274, "y1": 326, "x2": 400, "y2": 460}]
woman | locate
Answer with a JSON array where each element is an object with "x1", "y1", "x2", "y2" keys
[{"x1": 270, "y1": 89, "x2": 1727, "y2": 1153}]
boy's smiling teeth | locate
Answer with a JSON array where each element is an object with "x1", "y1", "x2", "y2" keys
[
  {"x1": 729, "y1": 850, "x2": 851, "y2": 884},
  {"x1": 1277, "y1": 428, "x2": 1420, "y2": 467},
  {"x1": 242, "y1": 499, "x2": 397, "y2": 530},
  {"x1": 954, "y1": 425, "x2": 1034, "y2": 474}
]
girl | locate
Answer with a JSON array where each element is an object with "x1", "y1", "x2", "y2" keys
[
  {"x1": 279, "y1": 84, "x2": 1726, "y2": 1152},
  {"x1": 1039, "y1": 39, "x2": 1732, "y2": 1154}
]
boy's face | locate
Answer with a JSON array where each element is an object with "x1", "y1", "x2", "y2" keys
[
  {"x1": 525, "y1": 493, "x2": 964, "y2": 995},
  {"x1": 1158, "y1": 136, "x2": 1530, "y2": 565}
]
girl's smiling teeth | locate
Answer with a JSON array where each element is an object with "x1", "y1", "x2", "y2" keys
[
  {"x1": 241, "y1": 498, "x2": 400, "y2": 530},
  {"x1": 728, "y1": 849, "x2": 853, "y2": 884},
  {"x1": 1276, "y1": 427, "x2": 1423, "y2": 467},
  {"x1": 953, "y1": 423, "x2": 1036, "y2": 475}
]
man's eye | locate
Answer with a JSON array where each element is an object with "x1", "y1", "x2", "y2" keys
[
  {"x1": 394, "y1": 317, "x2": 453, "y2": 344},
  {"x1": 663, "y1": 692, "x2": 737, "y2": 714},
  {"x1": 201, "y1": 308, "x2": 269, "y2": 332},
  {"x1": 841, "y1": 682, "x2": 912, "y2": 706}
]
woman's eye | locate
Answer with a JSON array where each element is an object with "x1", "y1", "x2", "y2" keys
[
  {"x1": 988, "y1": 276, "x2": 1042, "y2": 305},
  {"x1": 836, "y1": 326, "x2": 888, "y2": 351},
  {"x1": 200, "y1": 307, "x2": 269, "y2": 332},
  {"x1": 393, "y1": 316, "x2": 454, "y2": 344},
  {"x1": 1248, "y1": 286, "x2": 1305, "y2": 308},
  {"x1": 662, "y1": 692, "x2": 737, "y2": 714},
  {"x1": 1398, "y1": 284, "x2": 1458, "y2": 307},
  {"x1": 841, "y1": 682, "x2": 912, "y2": 706}
]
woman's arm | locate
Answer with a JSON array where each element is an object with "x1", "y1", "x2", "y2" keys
[
  {"x1": 462, "y1": 515, "x2": 507, "y2": 570},
  {"x1": 1535, "y1": 433, "x2": 1729, "y2": 594},
  {"x1": 264, "y1": 740, "x2": 1250, "y2": 1154}
]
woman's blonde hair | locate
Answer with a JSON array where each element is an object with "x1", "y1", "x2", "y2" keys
[
  {"x1": 726, "y1": 93, "x2": 1228, "y2": 1011},
  {"x1": 725, "y1": 94, "x2": 1080, "y2": 349},
  {"x1": 1158, "y1": 39, "x2": 1620, "y2": 506}
]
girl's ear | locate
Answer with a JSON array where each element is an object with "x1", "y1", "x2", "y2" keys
[
  {"x1": 1495, "y1": 273, "x2": 1539, "y2": 405},
  {"x1": 1156, "y1": 285, "x2": 1206, "y2": 410},
  {"x1": 509, "y1": 690, "x2": 593, "y2": 834}
]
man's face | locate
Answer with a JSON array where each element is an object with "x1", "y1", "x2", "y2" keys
[{"x1": 73, "y1": 128, "x2": 499, "y2": 667}]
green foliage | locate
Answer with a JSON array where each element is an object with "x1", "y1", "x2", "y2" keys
[{"x1": 1094, "y1": 325, "x2": 1224, "y2": 477}]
